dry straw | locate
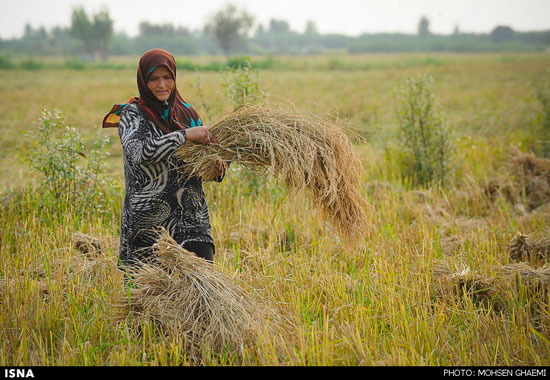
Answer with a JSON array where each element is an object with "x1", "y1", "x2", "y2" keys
[
  {"x1": 483, "y1": 146, "x2": 550, "y2": 211},
  {"x1": 509, "y1": 232, "x2": 550, "y2": 263},
  {"x1": 174, "y1": 103, "x2": 370, "y2": 245},
  {"x1": 431, "y1": 261, "x2": 550, "y2": 306},
  {"x1": 115, "y1": 229, "x2": 294, "y2": 364}
]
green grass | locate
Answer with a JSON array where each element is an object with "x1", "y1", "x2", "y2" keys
[{"x1": 1, "y1": 53, "x2": 549, "y2": 365}]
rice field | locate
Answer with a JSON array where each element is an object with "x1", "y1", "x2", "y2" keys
[{"x1": 1, "y1": 52, "x2": 550, "y2": 366}]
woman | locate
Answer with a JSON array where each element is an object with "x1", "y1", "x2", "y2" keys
[{"x1": 103, "y1": 48, "x2": 224, "y2": 268}]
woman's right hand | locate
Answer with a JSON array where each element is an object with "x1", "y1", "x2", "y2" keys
[{"x1": 185, "y1": 126, "x2": 218, "y2": 145}]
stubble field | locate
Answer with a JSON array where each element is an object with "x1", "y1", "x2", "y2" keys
[{"x1": 1, "y1": 53, "x2": 549, "y2": 365}]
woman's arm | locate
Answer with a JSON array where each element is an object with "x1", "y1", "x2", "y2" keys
[
  {"x1": 119, "y1": 105, "x2": 186, "y2": 165},
  {"x1": 119, "y1": 105, "x2": 218, "y2": 166}
]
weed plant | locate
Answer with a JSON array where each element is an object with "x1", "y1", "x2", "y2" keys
[
  {"x1": 395, "y1": 73, "x2": 454, "y2": 187},
  {"x1": 222, "y1": 56, "x2": 265, "y2": 110},
  {"x1": 22, "y1": 109, "x2": 118, "y2": 222},
  {"x1": 535, "y1": 77, "x2": 550, "y2": 156}
]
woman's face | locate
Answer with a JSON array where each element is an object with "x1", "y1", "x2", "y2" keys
[{"x1": 147, "y1": 65, "x2": 174, "y2": 102}]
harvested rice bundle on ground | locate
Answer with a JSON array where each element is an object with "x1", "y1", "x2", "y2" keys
[
  {"x1": 431, "y1": 264, "x2": 496, "y2": 306},
  {"x1": 115, "y1": 229, "x2": 294, "y2": 364},
  {"x1": 175, "y1": 104, "x2": 370, "y2": 245},
  {"x1": 508, "y1": 146, "x2": 550, "y2": 211},
  {"x1": 509, "y1": 232, "x2": 550, "y2": 263},
  {"x1": 479, "y1": 147, "x2": 550, "y2": 212},
  {"x1": 71, "y1": 232, "x2": 119, "y2": 257},
  {"x1": 501, "y1": 263, "x2": 550, "y2": 288},
  {"x1": 430, "y1": 262, "x2": 550, "y2": 331}
]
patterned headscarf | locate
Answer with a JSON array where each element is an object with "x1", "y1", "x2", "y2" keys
[{"x1": 103, "y1": 48, "x2": 202, "y2": 134}]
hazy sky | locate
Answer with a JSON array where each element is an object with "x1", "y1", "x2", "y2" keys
[{"x1": 1, "y1": 0, "x2": 549, "y2": 39}]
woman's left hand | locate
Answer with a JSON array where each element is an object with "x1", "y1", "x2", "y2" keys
[{"x1": 214, "y1": 161, "x2": 229, "y2": 178}]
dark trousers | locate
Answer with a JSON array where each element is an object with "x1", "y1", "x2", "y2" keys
[{"x1": 182, "y1": 241, "x2": 215, "y2": 262}]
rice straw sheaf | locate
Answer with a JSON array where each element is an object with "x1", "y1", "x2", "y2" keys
[
  {"x1": 174, "y1": 104, "x2": 370, "y2": 245},
  {"x1": 509, "y1": 232, "x2": 550, "y2": 263},
  {"x1": 115, "y1": 229, "x2": 293, "y2": 364}
]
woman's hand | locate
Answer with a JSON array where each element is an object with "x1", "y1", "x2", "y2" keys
[
  {"x1": 214, "y1": 161, "x2": 228, "y2": 178},
  {"x1": 185, "y1": 126, "x2": 218, "y2": 145}
]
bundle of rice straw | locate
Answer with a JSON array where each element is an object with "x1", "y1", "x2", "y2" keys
[
  {"x1": 115, "y1": 229, "x2": 293, "y2": 364},
  {"x1": 501, "y1": 263, "x2": 550, "y2": 288},
  {"x1": 509, "y1": 232, "x2": 550, "y2": 263},
  {"x1": 175, "y1": 104, "x2": 370, "y2": 245}
]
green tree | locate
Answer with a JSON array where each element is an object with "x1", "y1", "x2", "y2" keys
[
  {"x1": 204, "y1": 3, "x2": 254, "y2": 58},
  {"x1": 304, "y1": 20, "x2": 319, "y2": 36},
  {"x1": 69, "y1": 6, "x2": 114, "y2": 60},
  {"x1": 418, "y1": 16, "x2": 430, "y2": 39},
  {"x1": 491, "y1": 25, "x2": 515, "y2": 43},
  {"x1": 139, "y1": 22, "x2": 176, "y2": 37},
  {"x1": 92, "y1": 8, "x2": 114, "y2": 60},
  {"x1": 69, "y1": 6, "x2": 95, "y2": 57},
  {"x1": 268, "y1": 19, "x2": 290, "y2": 34}
]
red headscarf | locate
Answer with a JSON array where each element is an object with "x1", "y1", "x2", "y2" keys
[{"x1": 103, "y1": 49, "x2": 202, "y2": 134}]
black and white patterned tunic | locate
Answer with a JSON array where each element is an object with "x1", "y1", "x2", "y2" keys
[{"x1": 118, "y1": 103, "x2": 214, "y2": 266}]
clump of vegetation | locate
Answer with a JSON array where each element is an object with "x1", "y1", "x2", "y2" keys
[
  {"x1": 222, "y1": 56, "x2": 264, "y2": 110},
  {"x1": 23, "y1": 109, "x2": 117, "y2": 220},
  {"x1": 0, "y1": 55, "x2": 14, "y2": 69},
  {"x1": 220, "y1": 56, "x2": 270, "y2": 196},
  {"x1": 481, "y1": 146, "x2": 550, "y2": 212},
  {"x1": 396, "y1": 73, "x2": 454, "y2": 187},
  {"x1": 535, "y1": 78, "x2": 550, "y2": 156}
]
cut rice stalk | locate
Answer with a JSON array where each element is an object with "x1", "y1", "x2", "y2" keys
[{"x1": 175, "y1": 104, "x2": 370, "y2": 245}]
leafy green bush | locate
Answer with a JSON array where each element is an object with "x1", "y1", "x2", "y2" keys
[
  {"x1": 0, "y1": 55, "x2": 14, "y2": 69},
  {"x1": 63, "y1": 58, "x2": 88, "y2": 70},
  {"x1": 395, "y1": 74, "x2": 454, "y2": 187},
  {"x1": 222, "y1": 56, "x2": 265, "y2": 110},
  {"x1": 23, "y1": 109, "x2": 117, "y2": 220},
  {"x1": 21, "y1": 59, "x2": 45, "y2": 70},
  {"x1": 535, "y1": 78, "x2": 550, "y2": 156}
]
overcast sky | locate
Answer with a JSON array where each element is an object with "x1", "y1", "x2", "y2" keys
[{"x1": 1, "y1": 0, "x2": 549, "y2": 39}]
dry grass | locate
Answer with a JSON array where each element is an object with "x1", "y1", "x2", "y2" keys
[
  {"x1": 509, "y1": 232, "x2": 550, "y2": 263},
  {"x1": 114, "y1": 229, "x2": 295, "y2": 364},
  {"x1": 431, "y1": 261, "x2": 550, "y2": 319},
  {"x1": 508, "y1": 146, "x2": 550, "y2": 211},
  {"x1": 2, "y1": 54, "x2": 550, "y2": 366},
  {"x1": 174, "y1": 104, "x2": 371, "y2": 246},
  {"x1": 72, "y1": 232, "x2": 119, "y2": 258},
  {"x1": 482, "y1": 146, "x2": 550, "y2": 212}
]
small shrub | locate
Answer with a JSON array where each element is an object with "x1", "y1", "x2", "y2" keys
[
  {"x1": 395, "y1": 73, "x2": 454, "y2": 187},
  {"x1": 535, "y1": 78, "x2": 550, "y2": 156},
  {"x1": 0, "y1": 55, "x2": 14, "y2": 70},
  {"x1": 63, "y1": 58, "x2": 88, "y2": 70},
  {"x1": 23, "y1": 109, "x2": 117, "y2": 220},
  {"x1": 221, "y1": 57, "x2": 269, "y2": 194},
  {"x1": 222, "y1": 56, "x2": 265, "y2": 110},
  {"x1": 21, "y1": 58, "x2": 45, "y2": 70}
]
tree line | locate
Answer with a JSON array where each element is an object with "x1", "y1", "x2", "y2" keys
[{"x1": 1, "y1": 4, "x2": 549, "y2": 60}]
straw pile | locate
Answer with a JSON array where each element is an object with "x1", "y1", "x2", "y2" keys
[
  {"x1": 508, "y1": 146, "x2": 550, "y2": 211},
  {"x1": 174, "y1": 104, "x2": 370, "y2": 245},
  {"x1": 431, "y1": 261, "x2": 550, "y2": 308},
  {"x1": 509, "y1": 232, "x2": 550, "y2": 263},
  {"x1": 115, "y1": 229, "x2": 293, "y2": 364},
  {"x1": 71, "y1": 232, "x2": 119, "y2": 257},
  {"x1": 483, "y1": 147, "x2": 550, "y2": 211},
  {"x1": 431, "y1": 264, "x2": 496, "y2": 305}
]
